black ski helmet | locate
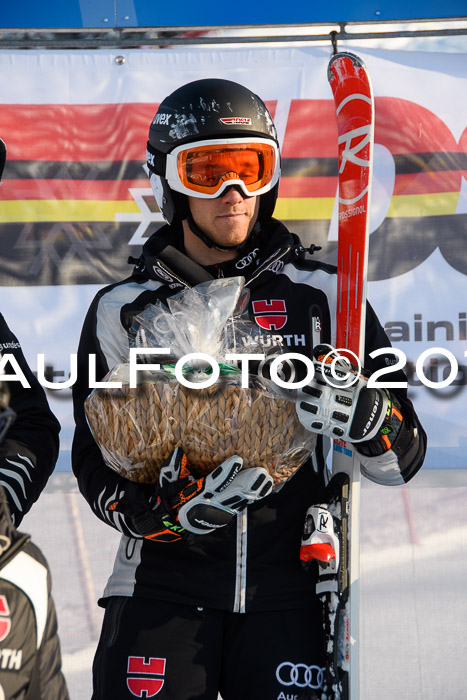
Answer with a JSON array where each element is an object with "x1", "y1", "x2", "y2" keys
[{"x1": 146, "y1": 78, "x2": 281, "y2": 226}]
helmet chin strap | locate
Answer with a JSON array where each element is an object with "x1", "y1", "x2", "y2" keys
[{"x1": 186, "y1": 186, "x2": 258, "y2": 253}]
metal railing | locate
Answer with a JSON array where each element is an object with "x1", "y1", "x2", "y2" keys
[{"x1": 0, "y1": 18, "x2": 466, "y2": 49}]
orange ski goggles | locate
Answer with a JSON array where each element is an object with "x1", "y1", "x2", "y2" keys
[{"x1": 163, "y1": 138, "x2": 280, "y2": 199}]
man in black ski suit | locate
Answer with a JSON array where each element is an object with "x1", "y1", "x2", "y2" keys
[{"x1": 72, "y1": 78, "x2": 426, "y2": 699}]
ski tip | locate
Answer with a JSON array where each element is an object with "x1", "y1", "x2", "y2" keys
[{"x1": 327, "y1": 51, "x2": 366, "y2": 80}]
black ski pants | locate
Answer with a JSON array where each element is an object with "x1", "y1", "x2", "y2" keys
[{"x1": 91, "y1": 596, "x2": 325, "y2": 700}]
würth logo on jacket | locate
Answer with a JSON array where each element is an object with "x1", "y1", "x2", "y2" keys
[
  {"x1": 252, "y1": 299, "x2": 287, "y2": 331},
  {"x1": 127, "y1": 656, "x2": 166, "y2": 697},
  {"x1": 0, "y1": 595, "x2": 11, "y2": 642}
]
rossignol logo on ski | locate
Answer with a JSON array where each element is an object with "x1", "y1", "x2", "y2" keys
[
  {"x1": 333, "y1": 81, "x2": 373, "y2": 233},
  {"x1": 126, "y1": 656, "x2": 166, "y2": 697},
  {"x1": 318, "y1": 512, "x2": 329, "y2": 531},
  {"x1": 336, "y1": 102, "x2": 372, "y2": 209},
  {"x1": 339, "y1": 203, "x2": 366, "y2": 221}
]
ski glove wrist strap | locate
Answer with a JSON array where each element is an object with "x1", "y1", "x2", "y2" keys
[{"x1": 356, "y1": 391, "x2": 404, "y2": 457}]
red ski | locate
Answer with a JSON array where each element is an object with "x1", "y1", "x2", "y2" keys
[
  {"x1": 331, "y1": 52, "x2": 374, "y2": 358},
  {"x1": 329, "y1": 50, "x2": 374, "y2": 700},
  {"x1": 300, "y1": 52, "x2": 375, "y2": 700}
]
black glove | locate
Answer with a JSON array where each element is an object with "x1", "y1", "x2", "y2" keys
[{"x1": 109, "y1": 448, "x2": 273, "y2": 542}]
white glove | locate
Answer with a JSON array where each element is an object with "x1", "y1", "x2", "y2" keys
[
  {"x1": 296, "y1": 345, "x2": 389, "y2": 444},
  {"x1": 160, "y1": 449, "x2": 274, "y2": 535}
]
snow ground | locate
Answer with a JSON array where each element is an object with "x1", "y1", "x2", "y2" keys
[{"x1": 20, "y1": 471, "x2": 467, "y2": 700}]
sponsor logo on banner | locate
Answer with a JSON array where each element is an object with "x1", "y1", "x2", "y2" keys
[
  {"x1": 127, "y1": 656, "x2": 166, "y2": 697},
  {"x1": 252, "y1": 299, "x2": 287, "y2": 331}
]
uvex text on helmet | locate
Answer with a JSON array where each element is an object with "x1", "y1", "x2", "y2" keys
[{"x1": 146, "y1": 78, "x2": 281, "y2": 225}]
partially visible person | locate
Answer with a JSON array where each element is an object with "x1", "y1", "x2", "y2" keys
[
  {"x1": 0, "y1": 138, "x2": 69, "y2": 698},
  {"x1": 0, "y1": 139, "x2": 60, "y2": 525},
  {"x1": 0, "y1": 323, "x2": 69, "y2": 700},
  {"x1": 0, "y1": 480, "x2": 69, "y2": 700},
  {"x1": 0, "y1": 314, "x2": 60, "y2": 525}
]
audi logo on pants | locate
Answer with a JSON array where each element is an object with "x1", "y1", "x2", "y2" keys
[{"x1": 276, "y1": 662, "x2": 325, "y2": 689}]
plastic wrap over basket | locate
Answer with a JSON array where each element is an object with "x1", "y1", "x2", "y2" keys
[{"x1": 84, "y1": 278, "x2": 316, "y2": 487}]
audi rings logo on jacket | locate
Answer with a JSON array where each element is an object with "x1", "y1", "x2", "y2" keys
[
  {"x1": 235, "y1": 248, "x2": 260, "y2": 270},
  {"x1": 276, "y1": 661, "x2": 325, "y2": 689}
]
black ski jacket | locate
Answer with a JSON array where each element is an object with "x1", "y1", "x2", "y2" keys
[
  {"x1": 0, "y1": 486, "x2": 69, "y2": 700},
  {"x1": 72, "y1": 219, "x2": 426, "y2": 613},
  {"x1": 0, "y1": 314, "x2": 60, "y2": 525}
]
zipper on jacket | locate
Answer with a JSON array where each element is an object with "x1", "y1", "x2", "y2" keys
[
  {"x1": 231, "y1": 246, "x2": 294, "y2": 612},
  {"x1": 233, "y1": 510, "x2": 248, "y2": 613}
]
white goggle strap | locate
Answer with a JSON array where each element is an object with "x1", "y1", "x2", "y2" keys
[{"x1": 146, "y1": 142, "x2": 167, "y2": 178}]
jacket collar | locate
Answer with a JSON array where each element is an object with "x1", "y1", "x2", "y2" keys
[{"x1": 131, "y1": 218, "x2": 301, "y2": 288}]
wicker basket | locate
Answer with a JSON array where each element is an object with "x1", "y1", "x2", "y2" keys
[{"x1": 85, "y1": 374, "x2": 315, "y2": 487}]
